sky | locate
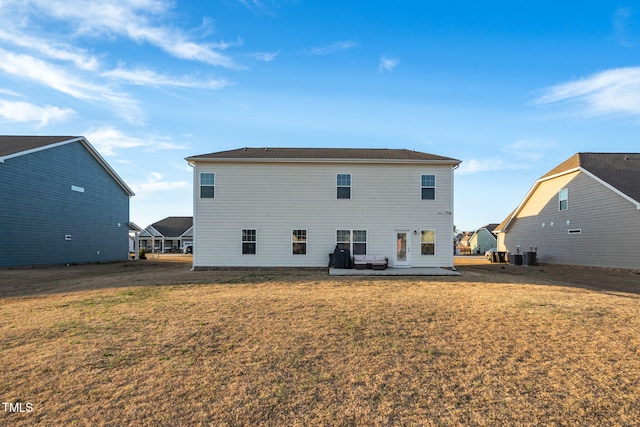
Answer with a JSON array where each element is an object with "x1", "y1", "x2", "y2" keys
[{"x1": 1, "y1": 1, "x2": 639, "y2": 232}]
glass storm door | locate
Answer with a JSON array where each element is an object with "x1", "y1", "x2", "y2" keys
[{"x1": 395, "y1": 231, "x2": 411, "y2": 267}]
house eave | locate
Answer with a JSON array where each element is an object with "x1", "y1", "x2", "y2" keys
[{"x1": 186, "y1": 157, "x2": 461, "y2": 166}]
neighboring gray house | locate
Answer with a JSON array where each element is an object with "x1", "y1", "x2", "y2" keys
[
  {"x1": 139, "y1": 216, "x2": 193, "y2": 253},
  {"x1": 496, "y1": 153, "x2": 640, "y2": 269},
  {"x1": 469, "y1": 223, "x2": 498, "y2": 254},
  {"x1": 0, "y1": 136, "x2": 134, "y2": 267},
  {"x1": 186, "y1": 148, "x2": 461, "y2": 268}
]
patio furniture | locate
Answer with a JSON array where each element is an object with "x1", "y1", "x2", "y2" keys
[{"x1": 353, "y1": 254, "x2": 388, "y2": 270}]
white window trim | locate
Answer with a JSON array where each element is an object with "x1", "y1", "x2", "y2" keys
[
  {"x1": 199, "y1": 172, "x2": 215, "y2": 199},
  {"x1": 559, "y1": 188, "x2": 568, "y2": 211},
  {"x1": 292, "y1": 228, "x2": 308, "y2": 255},
  {"x1": 336, "y1": 229, "x2": 367, "y2": 255},
  {"x1": 241, "y1": 228, "x2": 257, "y2": 255},
  {"x1": 336, "y1": 173, "x2": 352, "y2": 200},
  {"x1": 420, "y1": 229, "x2": 436, "y2": 256},
  {"x1": 421, "y1": 174, "x2": 436, "y2": 200}
]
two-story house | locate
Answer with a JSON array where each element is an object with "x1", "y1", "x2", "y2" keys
[
  {"x1": 186, "y1": 148, "x2": 461, "y2": 269},
  {"x1": 0, "y1": 135, "x2": 134, "y2": 267}
]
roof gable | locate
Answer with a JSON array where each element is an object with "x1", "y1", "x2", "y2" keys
[
  {"x1": 0, "y1": 135, "x2": 134, "y2": 197},
  {"x1": 149, "y1": 216, "x2": 193, "y2": 237},
  {"x1": 187, "y1": 147, "x2": 461, "y2": 164},
  {"x1": 497, "y1": 152, "x2": 640, "y2": 232},
  {"x1": 0, "y1": 135, "x2": 77, "y2": 157}
]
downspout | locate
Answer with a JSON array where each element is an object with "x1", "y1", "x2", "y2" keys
[{"x1": 451, "y1": 162, "x2": 460, "y2": 271}]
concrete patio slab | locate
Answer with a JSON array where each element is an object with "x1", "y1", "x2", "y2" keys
[{"x1": 329, "y1": 267, "x2": 460, "y2": 276}]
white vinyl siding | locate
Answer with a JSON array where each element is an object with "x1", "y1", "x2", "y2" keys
[
  {"x1": 193, "y1": 162, "x2": 456, "y2": 268},
  {"x1": 501, "y1": 171, "x2": 640, "y2": 269}
]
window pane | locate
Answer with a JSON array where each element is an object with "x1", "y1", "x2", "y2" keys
[
  {"x1": 421, "y1": 230, "x2": 435, "y2": 243},
  {"x1": 200, "y1": 186, "x2": 214, "y2": 198},
  {"x1": 337, "y1": 230, "x2": 350, "y2": 242},
  {"x1": 421, "y1": 188, "x2": 435, "y2": 200},
  {"x1": 421, "y1": 243, "x2": 435, "y2": 255},
  {"x1": 292, "y1": 230, "x2": 306, "y2": 242},
  {"x1": 337, "y1": 187, "x2": 351, "y2": 199},
  {"x1": 353, "y1": 230, "x2": 366, "y2": 242},
  {"x1": 201, "y1": 173, "x2": 215, "y2": 186},
  {"x1": 353, "y1": 243, "x2": 366, "y2": 255},
  {"x1": 293, "y1": 243, "x2": 307, "y2": 255},
  {"x1": 242, "y1": 229, "x2": 256, "y2": 242},
  {"x1": 337, "y1": 174, "x2": 351, "y2": 186},
  {"x1": 421, "y1": 174, "x2": 435, "y2": 187},
  {"x1": 242, "y1": 243, "x2": 256, "y2": 255}
]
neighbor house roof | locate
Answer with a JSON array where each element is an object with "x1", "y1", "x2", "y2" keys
[
  {"x1": 0, "y1": 135, "x2": 77, "y2": 156},
  {"x1": 187, "y1": 147, "x2": 461, "y2": 164},
  {"x1": 541, "y1": 153, "x2": 640, "y2": 204},
  {"x1": 147, "y1": 217, "x2": 193, "y2": 238},
  {"x1": 476, "y1": 223, "x2": 499, "y2": 236},
  {"x1": 496, "y1": 153, "x2": 640, "y2": 232},
  {"x1": 0, "y1": 135, "x2": 134, "y2": 197}
]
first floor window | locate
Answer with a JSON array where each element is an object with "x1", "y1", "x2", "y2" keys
[
  {"x1": 559, "y1": 188, "x2": 568, "y2": 211},
  {"x1": 421, "y1": 230, "x2": 435, "y2": 255},
  {"x1": 336, "y1": 229, "x2": 366, "y2": 254},
  {"x1": 200, "y1": 173, "x2": 215, "y2": 198},
  {"x1": 292, "y1": 229, "x2": 307, "y2": 255},
  {"x1": 242, "y1": 229, "x2": 256, "y2": 255},
  {"x1": 336, "y1": 229, "x2": 350, "y2": 251},
  {"x1": 352, "y1": 230, "x2": 367, "y2": 255}
]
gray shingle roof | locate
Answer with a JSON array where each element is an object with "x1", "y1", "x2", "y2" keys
[
  {"x1": 0, "y1": 136, "x2": 78, "y2": 157},
  {"x1": 187, "y1": 147, "x2": 461, "y2": 163},
  {"x1": 150, "y1": 217, "x2": 193, "y2": 237},
  {"x1": 542, "y1": 153, "x2": 640, "y2": 203},
  {"x1": 497, "y1": 152, "x2": 640, "y2": 232}
]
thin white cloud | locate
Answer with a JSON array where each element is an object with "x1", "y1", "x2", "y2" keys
[
  {"x1": 379, "y1": 56, "x2": 399, "y2": 73},
  {"x1": 0, "y1": 99, "x2": 75, "y2": 126},
  {"x1": 247, "y1": 51, "x2": 279, "y2": 62},
  {"x1": 502, "y1": 139, "x2": 556, "y2": 162},
  {"x1": 614, "y1": 7, "x2": 637, "y2": 48},
  {"x1": 1, "y1": 0, "x2": 240, "y2": 68},
  {"x1": 0, "y1": 49, "x2": 142, "y2": 122},
  {"x1": 0, "y1": 29, "x2": 99, "y2": 70},
  {"x1": 85, "y1": 127, "x2": 152, "y2": 156},
  {"x1": 131, "y1": 171, "x2": 189, "y2": 193},
  {"x1": 102, "y1": 67, "x2": 229, "y2": 89},
  {"x1": 458, "y1": 139, "x2": 555, "y2": 175},
  {"x1": 84, "y1": 127, "x2": 190, "y2": 156},
  {"x1": 306, "y1": 40, "x2": 358, "y2": 56},
  {"x1": 532, "y1": 67, "x2": 640, "y2": 117}
]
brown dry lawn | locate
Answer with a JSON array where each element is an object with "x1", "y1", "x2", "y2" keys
[{"x1": 1, "y1": 255, "x2": 640, "y2": 426}]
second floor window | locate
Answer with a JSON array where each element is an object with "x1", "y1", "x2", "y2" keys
[
  {"x1": 337, "y1": 174, "x2": 351, "y2": 199},
  {"x1": 559, "y1": 188, "x2": 568, "y2": 211},
  {"x1": 200, "y1": 173, "x2": 215, "y2": 198},
  {"x1": 421, "y1": 174, "x2": 435, "y2": 200}
]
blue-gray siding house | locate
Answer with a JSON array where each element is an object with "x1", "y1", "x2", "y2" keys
[{"x1": 0, "y1": 136, "x2": 135, "y2": 267}]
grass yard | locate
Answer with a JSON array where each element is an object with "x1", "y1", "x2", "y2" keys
[{"x1": 1, "y1": 257, "x2": 640, "y2": 425}]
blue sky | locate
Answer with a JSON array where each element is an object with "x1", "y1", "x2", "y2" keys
[{"x1": 1, "y1": 1, "x2": 639, "y2": 231}]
